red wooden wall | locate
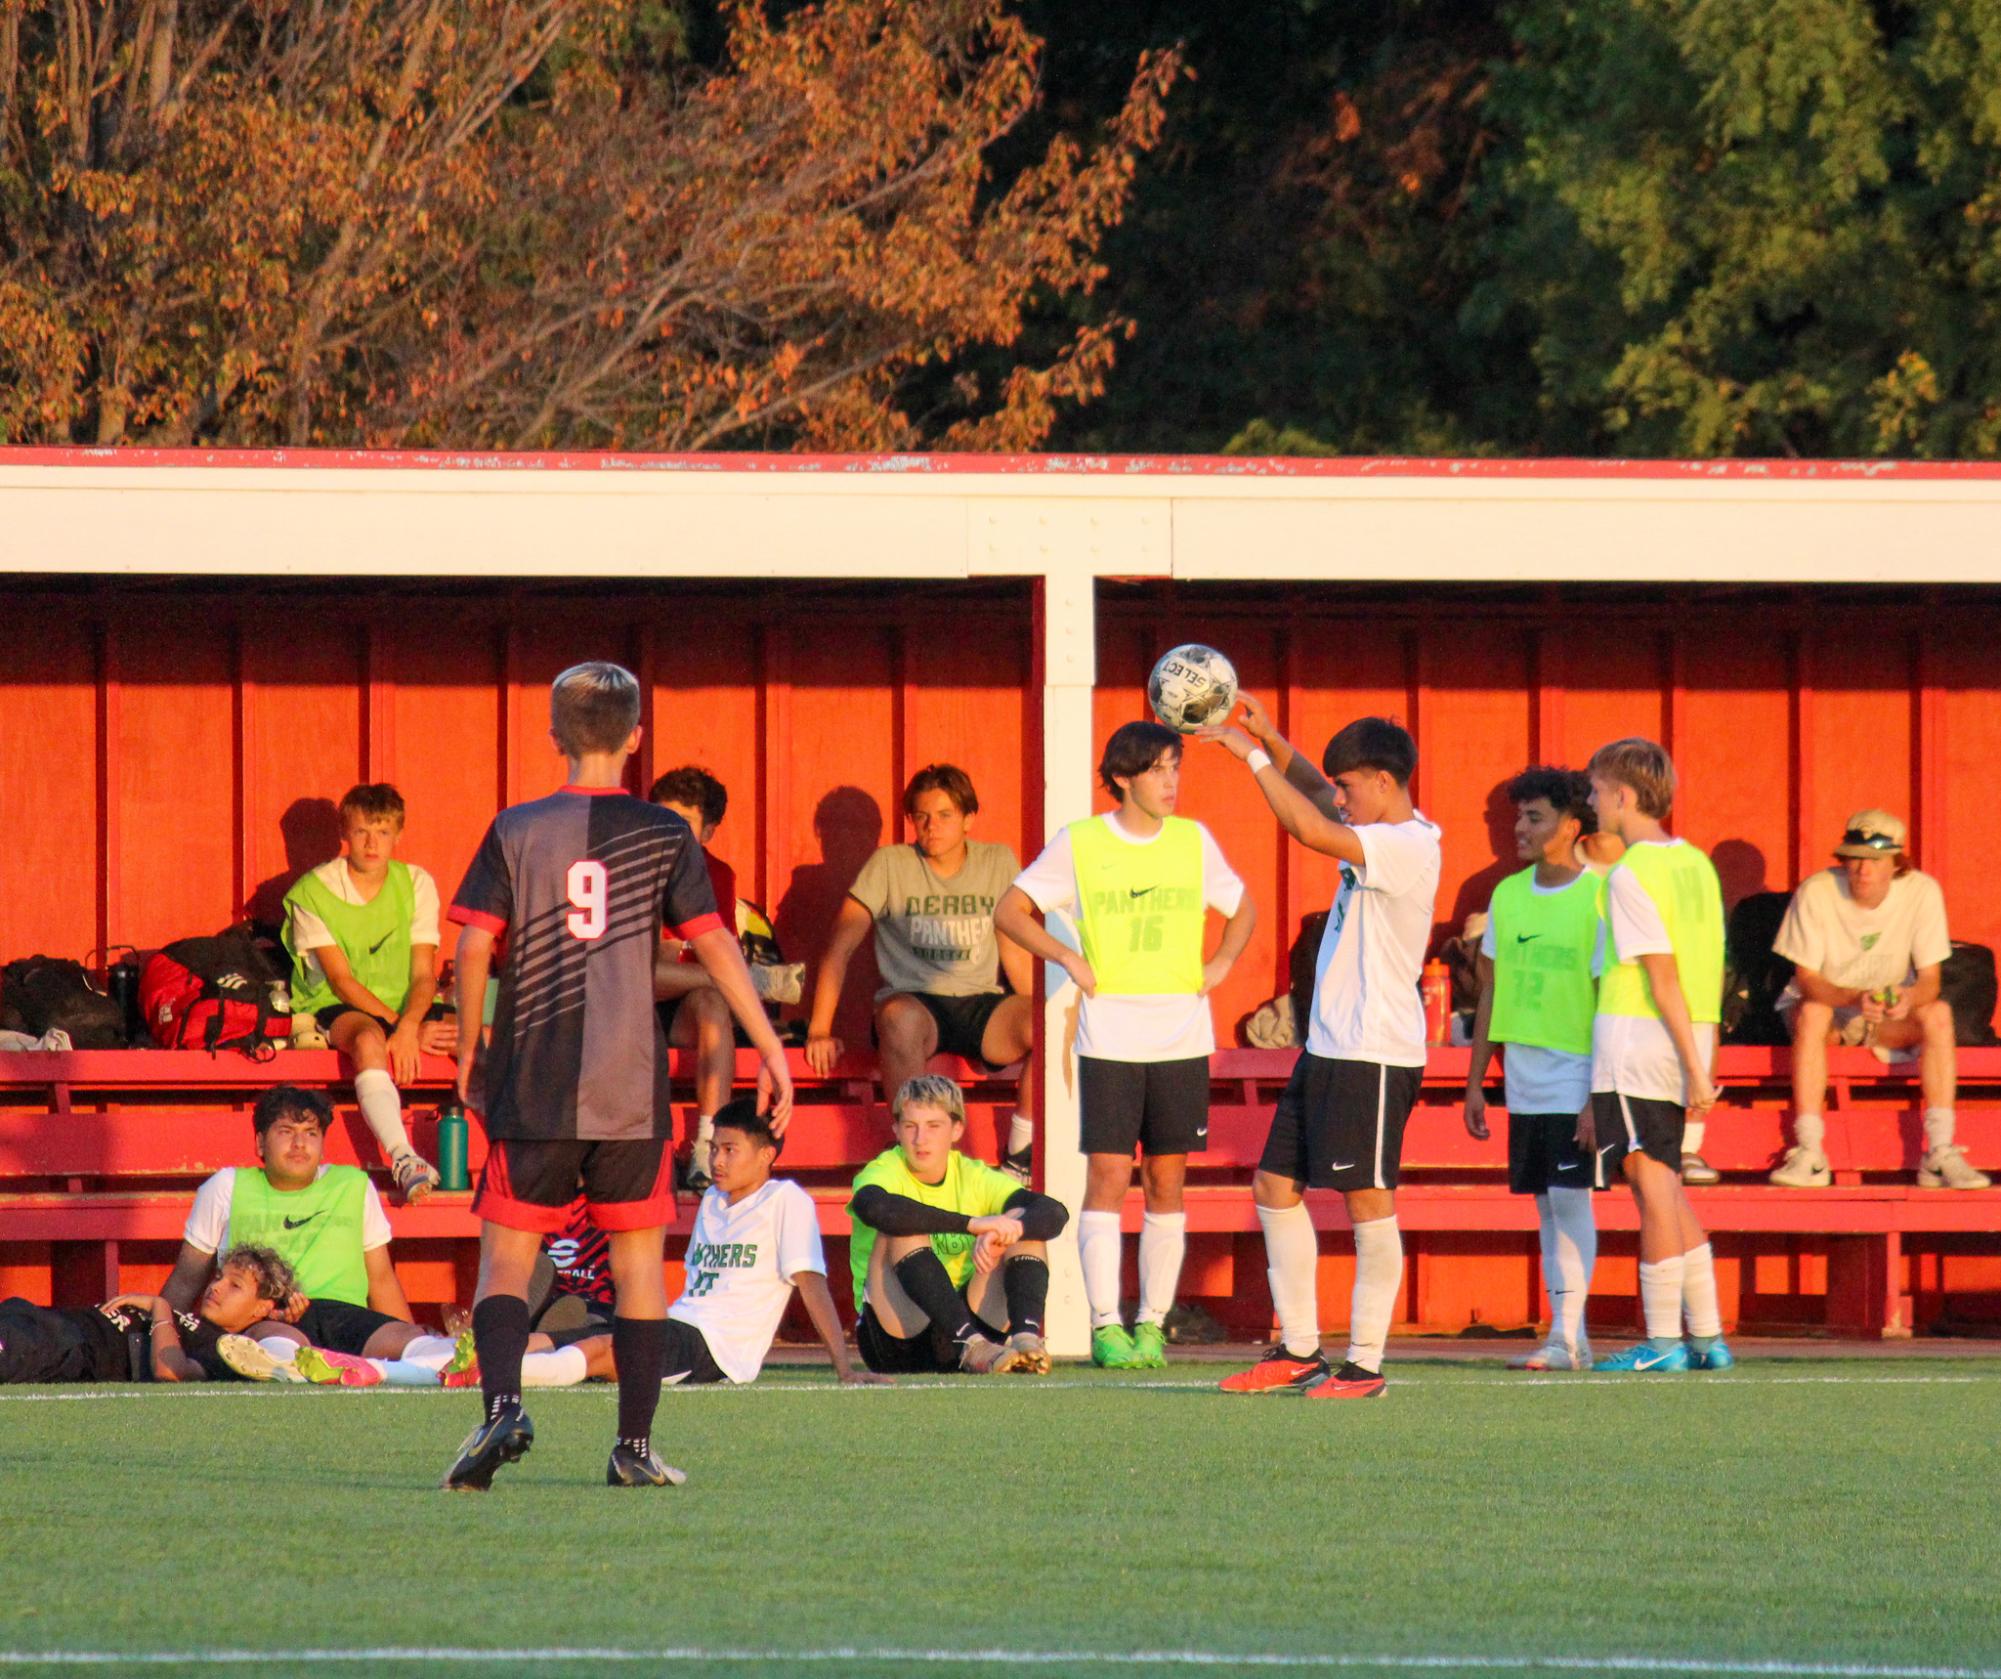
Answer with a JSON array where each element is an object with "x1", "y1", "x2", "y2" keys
[
  {"x1": 1098, "y1": 586, "x2": 2001, "y2": 1040},
  {"x1": 6, "y1": 581, "x2": 2001, "y2": 1047},
  {"x1": 0, "y1": 582, "x2": 1035, "y2": 1049}
]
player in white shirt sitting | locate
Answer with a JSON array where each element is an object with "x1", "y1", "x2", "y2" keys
[{"x1": 458, "y1": 1100, "x2": 890, "y2": 1394}]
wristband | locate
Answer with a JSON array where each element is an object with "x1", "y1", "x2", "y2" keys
[{"x1": 1246, "y1": 748, "x2": 1273, "y2": 775}]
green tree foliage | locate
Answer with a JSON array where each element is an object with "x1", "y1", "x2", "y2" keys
[{"x1": 1475, "y1": 0, "x2": 2001, "y2": 456}]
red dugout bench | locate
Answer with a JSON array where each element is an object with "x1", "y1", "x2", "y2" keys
[{"x1": 3, "y1": 1046, "x2": 1998, "y2": 1338}]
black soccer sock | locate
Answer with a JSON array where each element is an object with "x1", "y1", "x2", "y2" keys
[
  {"x1": 612, "y1": 1315, "x2": 669, "y2": 1452},
  {"x1": 472, "y1": 1294, "x2": 530, "y2": 1418},
  {"x1": 893, "y1": 1249, "x2": 977, "y2": 1341},
  {"x1": 1002, "y1": 1255, "x2": 1049, "y2": 1338}
]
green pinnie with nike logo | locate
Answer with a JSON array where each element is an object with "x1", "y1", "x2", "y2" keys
[
  {"x1": 226, "y1": 1165, "x2": 370, "y2": 1304},
  {"x1": 282, "y1": 860, "x2": 418, "y2": 1019},
  {"x1": 1487, "y1": 865, "x2": 1605, "y2": 1054}
]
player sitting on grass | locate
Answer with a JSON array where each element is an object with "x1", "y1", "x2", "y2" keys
[
  {"x1": 443, "y1": 660, "x2": 794, "y2": 1493},
  {"x1": 807, "y1": 763, "x2": 1038, "y2": 1178},
  {"x1": 2, "y1": 1245, "x2": 295, "y2": 1385},
  {"x1": 453, "y1": 1100, "x2": 890, "y2": 1391},
  {"x1": 849, "y1": 1074, "x2": 1068, "y2": 1376},
  {"x1": 995, "y1": 721, "x2": 1255, "y2": 1369},
  {"x1": 1464, "y1": 768, "x2": 1605, "y2": 1371},
  {"x1": 159, "y1": 1085, "x2": 464, "y2": 1384},
  {"x1": 1203, "y1": 705, "x2": 1441, "y2": 1401},
  {"x1": 1582, "y1": 738, "x2": 1733, "y2": 1374},
  {"x1": 283, "y1": 782, "x2": 454, "y2": 1203},
  {"x1": 649, "y1": 766, "x2": 742, "y2": 1192}
]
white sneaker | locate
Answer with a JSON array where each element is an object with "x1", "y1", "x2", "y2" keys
[
  {"x1": 1681, "y1": 1153, "x2": 1720, "y2": 1185},
  {"x1": 1769, "y1": 1146, "x2": 1832, "y2": 1188},
  {"x1": 218, "y1": 1334, "x2": 305, "y2": 1383},
  {"x1": 1509, "y1": 1341, "x2": 1592, "y2": 1371},
  {"x1": 1918, "y1": 1145, "x2": 1992, "y2": 1190}
]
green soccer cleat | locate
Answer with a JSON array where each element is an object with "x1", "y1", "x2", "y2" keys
[
  {"x1": 1091, "y1": 1324, "x2": 1139, "y2": 1369},
  {"x1": 440, "y1": 1328, "x2": 481, "y2": 1389},
  {"x1": 1129, "y1": 1321, "x2": 1168, "y2": 1369}
]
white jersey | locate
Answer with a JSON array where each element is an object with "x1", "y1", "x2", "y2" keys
[
  {"x1": 669, "y1": 1177, "x2": 826, "y2": 1384},
  {"x1": 1306, "y1": 814, "x2": 1442, "y2": 1068}
]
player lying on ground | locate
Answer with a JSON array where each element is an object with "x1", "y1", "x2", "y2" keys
[
  {"x1": 444, "y1": 659, "x2": 795, "y2": 1493},
  {"x1": 446, "y1": 1101, "x2": 891, "y2": 1391},
  {"x1": 1, "y1": 1245, "x2": 295, "y2": 1384},
  {"x1": 160, "y1": 1084, "x2": 464, "y2": 1380},
  {"x1": 1464, "y1": 767, "x2": 1605, "y2": 1371},
  {"x1": 848, "y1": 1074, "x2": 1068, "y2": 1376}
]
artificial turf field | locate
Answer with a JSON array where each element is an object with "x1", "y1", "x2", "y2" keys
[{"x1": 3, "y1": 1357, "x2": 1999, "y2": 1678}]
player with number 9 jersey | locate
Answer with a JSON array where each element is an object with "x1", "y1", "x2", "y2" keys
[{"x1": 450, "y1": 787, "x2": 722, "y2": 1146}]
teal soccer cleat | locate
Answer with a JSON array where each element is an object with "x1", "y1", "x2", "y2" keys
[
  {"x1": 1593, "y1": 1341, "x2": 1692, "y2": 1372},
  {"x1": 1690, "y1": 1339, "x2": 1736, "y2": 1371}
]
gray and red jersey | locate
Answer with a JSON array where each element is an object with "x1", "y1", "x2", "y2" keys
[{"x1": 449, "y1": 785, "x2": 722, "y2": 1142}]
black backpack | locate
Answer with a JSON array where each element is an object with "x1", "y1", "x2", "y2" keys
[
  {"x1": 1941, "y1": 942, "x2": 1999, "y2": 1046},
  {"x1": 1722, "y1": 891, "x2": 1795, "y2": 1045},
  {"x1": 0, "y1": 955, "x2": 130, "y2": 1048}
]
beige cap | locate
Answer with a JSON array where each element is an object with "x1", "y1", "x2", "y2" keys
[{"x1": 1834, "y1": 808, "x2": 1906, "y2": 858}]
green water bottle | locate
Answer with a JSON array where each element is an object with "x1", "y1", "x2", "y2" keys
[{"x1": 435, "y1": 1101, "x2": 471, "y2": 1192}]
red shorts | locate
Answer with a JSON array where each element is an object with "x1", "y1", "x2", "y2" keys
[{"x1": 473, "y1": 1137, "x2": 674, "y2": 1234}]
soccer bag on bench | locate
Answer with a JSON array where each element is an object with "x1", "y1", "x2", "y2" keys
[{"x1": 139, "y1": 933, "x2": 289, "y2": 1053}]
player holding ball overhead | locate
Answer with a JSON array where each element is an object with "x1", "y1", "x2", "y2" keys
[{"x1": 1201, "y1": 694, "x2": 1440, "y2": 1400}]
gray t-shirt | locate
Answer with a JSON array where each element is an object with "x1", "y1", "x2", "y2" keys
[{"x1": 848, "y1": 840, "x2": 1021, "y2": 1000}]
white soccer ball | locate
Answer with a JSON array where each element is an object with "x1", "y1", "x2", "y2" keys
[{"x1": 1147, "y1": 644, "x2": 1238, "y2": 734}]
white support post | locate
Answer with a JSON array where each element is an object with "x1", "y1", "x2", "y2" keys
[{"x1": 1038, "y1": 562, "x2": 1097, "y2": 1357}]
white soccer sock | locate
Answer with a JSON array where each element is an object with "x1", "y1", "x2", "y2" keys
[
  {"x1": 1136, "y1": 1211, "x2": 1186, "y2": 1327},
  {"x1": 1682, "y1": 1118, "x2": 1707, "y2": 1156},
  {"x1": 367, "y1": 1358, "x2": 446, "y2": 1387},
  {"x1": 1343, "y1": 1216, "x2": 1402, "y2": 1376},
  {"x1": 521, "y1": 1345, "x2": 590, "y2": 1388},
  {"x1": 1546, "y1": 1186, "x2": 1597, "y2": 1353},
  {"x1": 1924, "y1": 1107, "x2": 1956, "y2": 1152},
  {"x1": 1533, "y1": 1193, "x2": 1558, "y2": 1336},
  {"x1": 1793, "y1": 1112, "x2": 1827, "y2": 1152},
  {"x1": 1078, "y1": 1210, "x2": 1124, "y2": 1329},
  {"x1": 695, "y1": 1113, "x2": 716, "y2": 1143},
  {"x1": 1256, "y1": 1200, "x2": 1320, "y2": 1358},
  {"x1": 1007, "y1": 1112, "x2": 1034, "y2": 1156},
  {"x1": 1638, "y1": 1254, "x2": 1686, "y2": 1343},
  {"x1": 353, "y1": 1067, "x2": 414, "y2": 1161},
  {"x1": 392, "y1": 1334, "x2": 458, "y2": 1373},
  {"x1": 1681, "y1": 1241, "x2": 1722, "y2": 1340}
]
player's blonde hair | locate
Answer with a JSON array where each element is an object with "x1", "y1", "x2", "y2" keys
[
  {"x1": 891, "y1": 1073, "x2": 966, "y2": 1127},
  {"x1": 551, "y1": 661, "x2": 642, "y2": 758},
  {"x1": 1589, "y1": 736, "x2": 1676, "y2": 820}
]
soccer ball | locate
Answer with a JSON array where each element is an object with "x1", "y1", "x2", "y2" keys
[{"x1": 1147, "y1": 644, "x2": 1238, "y2": 734}]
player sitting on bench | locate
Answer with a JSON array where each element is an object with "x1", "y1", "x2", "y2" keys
[
  {"x1": 2, "y1": 1245, "x2": 296, "y2": 1384},
  {"x1": 283, "y1": 781, "x2": 454, "y2": 1203},
  {"x1": 849, "y1": 1073, "x2": 1069, "y2": 1376}
]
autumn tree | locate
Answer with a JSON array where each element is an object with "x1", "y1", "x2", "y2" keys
[{"x1": 0, "y1": 0, "x2": 1177, "y2": 447}]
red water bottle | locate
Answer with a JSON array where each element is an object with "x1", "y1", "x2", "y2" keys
[{"x1": 1421, "y1": 959, "x2": 1451, "y2": 1047}]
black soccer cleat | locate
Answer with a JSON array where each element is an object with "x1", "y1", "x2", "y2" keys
[
  {"x1": 607, "y1": 1442, "x2": 688, "y2": 1489},
  {"x1": 441, "y1": 1401, "x2": 534, "y2": 1491}
]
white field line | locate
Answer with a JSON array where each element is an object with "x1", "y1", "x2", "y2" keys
[
  {"x1": 0, "y1": 1647, "x2": 1997, "y2": 1676},
  {"x1": 0, "y1": 1372, "x2": 1993, "y2": 1404}
]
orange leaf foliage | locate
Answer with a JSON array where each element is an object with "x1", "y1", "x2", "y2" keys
[{"x1": 0, "y1": 0, "x2": 1180, "y2": 447}]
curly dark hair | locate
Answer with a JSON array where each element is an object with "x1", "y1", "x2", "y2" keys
[
  {"x1": 215, "y1": 1244, "x2": 298, "y2": 1304},
  {"x1": 1505, "y1": 766, "x2": 1596, "y2": 835},
  {"x1": 649, "y1": 766, "x2": 727, "y2": 828}
]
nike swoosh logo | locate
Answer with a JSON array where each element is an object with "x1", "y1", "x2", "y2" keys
[
  {"x1": 283, "y1": 1213, "x2": 323, "y2": 1230},
  {"x1": 1327, "y1": 1160, "x2": 1356, "y2": 1172},
  {"x1": 1554, "y1": 1162, "x2": 1580, "y2": 1171},
  {"x1": 1516, "y1": 933, "x2": 1541, "y2": 944},
  {"x1": 1129, "y1": 887, "x2": 1156, "y2": 899},
  {"x1": 368, "y1": 933, "x2": 393, "y2": 954}
]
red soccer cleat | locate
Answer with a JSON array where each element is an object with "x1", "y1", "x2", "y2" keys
[
  {"x1": 1219, "y1": 1344, "x2": 1330, "y2": 1394},
  {"x1": 1303, "y1": 1360, "x2": 1386, "y2": 1400}
]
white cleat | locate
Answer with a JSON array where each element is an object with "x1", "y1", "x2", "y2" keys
[
  {"x1": 1509, "y1": 1341, "x2": 1592, "y2": 1371},
  {"x1": 1769, "y1": 1146, "x2": 1832, "y2": 1188},
  {"x1": 1917, "y1": 1145, "x2": 1992, "y2": 1190}
]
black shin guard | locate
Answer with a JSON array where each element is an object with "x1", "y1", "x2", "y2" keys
[
  {"x1": 612, "y1": 1316, "x2": 668, "y2": 1451},
  {"x1": 1002, "y1": 1255, "x2": 1049, "y2": 1337},
  {"x1": 472, "y1": 1295, "x2": 531, "y2": 1417},
  {"x1": 893, "y1": 1249, "x2": 976, "y2": 1341}
]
